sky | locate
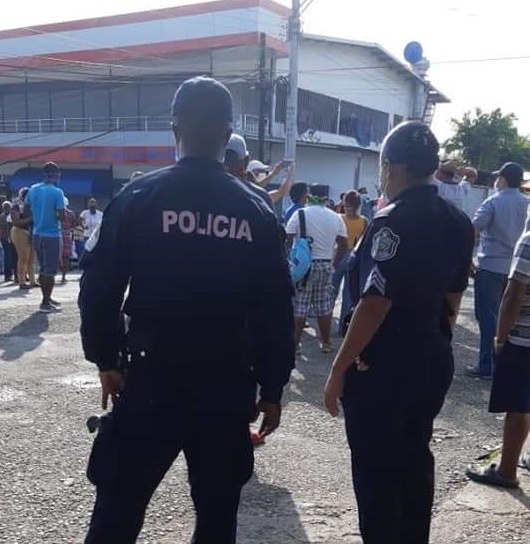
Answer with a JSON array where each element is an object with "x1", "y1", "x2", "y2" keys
[{"x1": 1, "y1": 0, "x2": 529, "y2": 143}]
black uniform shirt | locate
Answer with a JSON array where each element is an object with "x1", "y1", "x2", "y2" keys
[
  {"x1": 349, "y1": 184, "x2": 474, "y2": 338},
  {"x1": 78, "y1": 157, "x2": 295, "y2": 403}
]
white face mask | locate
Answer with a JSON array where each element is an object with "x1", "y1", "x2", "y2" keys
[{"x1": 379, "y1": 161, "x2": 390, "y2": 201}]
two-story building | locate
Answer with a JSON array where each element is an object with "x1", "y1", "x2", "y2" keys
[{"x1": 0, "y1": 0, "x2": 448, "y2": 210}]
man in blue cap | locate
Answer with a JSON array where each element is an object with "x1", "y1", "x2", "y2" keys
[
  {"x1": 466, "y1": 162, "x2": 530, "y2": 379},
  {"x1": 79, "y1": 76, "x2": 295, "y2": 543}
]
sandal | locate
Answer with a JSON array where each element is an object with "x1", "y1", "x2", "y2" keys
[
  {"x1": 518, "y1": 452, "x2": 530, "y2": 470},
  {"x1": 466, "y1": 463, "x2": 519, "y2": 488}
]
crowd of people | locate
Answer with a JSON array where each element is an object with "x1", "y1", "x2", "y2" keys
[
  {"x1": 0, "y1": 169, "x2": 104, "y2": 310},
  {"x1": 2, "y1": 74, "x2": 530, "y2": 543}
]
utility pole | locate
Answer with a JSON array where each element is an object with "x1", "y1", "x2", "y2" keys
[
  {"x1": 257, "y1": 32, "x2": 267, "y2": 162},
  {"x1": 284, "y1": 0, "x2": 301, "y2": 164}
]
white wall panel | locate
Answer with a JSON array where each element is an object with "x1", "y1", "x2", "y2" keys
[{"x1": 0, "y1": 7, "x2": 285, "y2": 58}]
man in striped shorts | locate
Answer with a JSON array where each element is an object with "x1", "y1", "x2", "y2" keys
[{"x1": 286, "y1": 184, "x2": 348, "y2": 354}]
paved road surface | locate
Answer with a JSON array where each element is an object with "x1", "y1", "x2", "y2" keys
[{"x1": 0, "y1": 274, "x2": 528, "y2": 543}]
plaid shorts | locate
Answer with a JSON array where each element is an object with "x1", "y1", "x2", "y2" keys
[{"x1": 293, "y1": 260, "x2": 334, "y2": 317}]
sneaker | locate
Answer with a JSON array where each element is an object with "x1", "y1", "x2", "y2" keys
[
  {"x1": 39, "y1": 303, "x2": 62, "y2": 313},
  {"x1": 465, "y1": 366, "x2": 492, "y2": 379},
  {"x1": 320, "y1": 343, "x2": 333, "y2": 354},
  {"x1": 19, "y1": 284, "x2": 31, "y2": 290},
  {"x1": 250, "y1": 429, "x2": 266, "y2": 447},
  {"x1": 49, "y1": 299, "x2": 62, "y2": 306}
]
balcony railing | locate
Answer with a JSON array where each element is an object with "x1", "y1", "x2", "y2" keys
[
  {"x1": 0, "y1": 114, "x2": 269, "y2": 135},
  {"x1": 0, "y1": 116, "x2": 170, "y2": 133}
]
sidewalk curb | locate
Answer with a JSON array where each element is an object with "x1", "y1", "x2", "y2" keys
[{"x1": 431, "y1": 470, "x2": 530, "y2": 543}]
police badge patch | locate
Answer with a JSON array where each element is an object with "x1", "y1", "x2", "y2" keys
[{"x1": 371, "y1": 227, "x2": 400, "y2": 262}]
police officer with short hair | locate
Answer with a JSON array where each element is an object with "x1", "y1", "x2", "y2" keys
[
  {"x1": 79, "y1": 76, "x2": 295, "y2": 543},
  {"x1": 325, "y1": 122, "x2": 474, "y2": 544}
]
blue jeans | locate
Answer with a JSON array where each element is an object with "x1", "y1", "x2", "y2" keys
[
  {"x1": 332, "y1": 252, "x2": 352, "y2": 328},
  {"x1": 474, "y1": 269, "x2": 507, "y2": 376}
]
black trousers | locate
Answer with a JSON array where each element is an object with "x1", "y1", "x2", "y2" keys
[
  {"x1": 1, "y1": 239, "x2": 17, "y2": 281},
  {"x1": 341, "y1": 335, "x2": 454, "y2": 544},
  {"x1": 85, "y1": 357, "x2": 255, "y2": 544}
]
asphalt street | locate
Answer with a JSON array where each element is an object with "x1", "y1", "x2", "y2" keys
[{"x1": 0, "y1": 273, "x2": 527, "y2": 543}]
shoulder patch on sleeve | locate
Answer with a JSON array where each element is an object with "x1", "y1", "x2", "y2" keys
[
  {"x1": 84, "y1": 224, "x2": 101, "y2": 252},
  {"x1": 364, "y1": 264, "x2": 387, "y2": 296},
  {"x1": 371, "y1": 227, "x2": 401, "y2": 262}
]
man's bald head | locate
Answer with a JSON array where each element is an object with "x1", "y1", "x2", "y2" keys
[{"x1": 171, "y1": 76, "x2": 233, "y2": 160}]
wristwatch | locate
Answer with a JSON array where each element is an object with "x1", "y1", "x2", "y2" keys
[{"x1": 494, "y1": 337, "x2": 505, "y2": 348}]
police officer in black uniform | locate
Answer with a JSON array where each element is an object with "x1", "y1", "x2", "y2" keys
[
  {"x1": 324, "y1": 122, "x2": 474, "y2": 544},
  {"x1": 79, "y1": 76, "x2": 295, "y2": 544}
]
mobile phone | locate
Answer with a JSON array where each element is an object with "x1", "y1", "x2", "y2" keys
[{"x1": 281, "y1": 159, "x2": 293, "y2": 168}]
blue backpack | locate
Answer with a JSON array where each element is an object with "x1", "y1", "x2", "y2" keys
[{"x1": 289, "y1": 209, "x2": 312, "y2": 284}]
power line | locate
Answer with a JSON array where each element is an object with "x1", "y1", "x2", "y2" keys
[
  {"x1": 0, "y1": 130, "x2": 118, "y2": 166},
  {"x1": 274, "y1": 52, "x2": 530, "y2": 76},
  {"x1": 0, "y1": 7, "x2": 288, "y2": 77},
  {"x1": 301, "y1": 0, "x2": 318, "y2": 15}
]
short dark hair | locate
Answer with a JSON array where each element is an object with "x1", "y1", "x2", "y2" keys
[
  {"x1": 44, "y1": 162, "x2": 60, "y2": 177},
  {"x1": 343, "y1": 190, "x2": 361, "y2": 210},
  {"x1": 382, "y1": 121, "x2": 439, "y2": 180},
  {"x1": 310, "y1": 184, "x2": 328, "y2": 199},
  {"x1": 290, "y1": 182, "x2": 308, "y2": 202},
  {"x1": 171, "y1": 76, "x2": 233, "y2": 126}
]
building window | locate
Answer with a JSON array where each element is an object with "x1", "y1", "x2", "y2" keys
[
  {"x1": 297, "y1": 89, "x2": 339, "y2": 135},
  {"x1": 339, "y1": 101, "x2": 389, "y2": 146},
  {"x1": 393, "y1": 114, "x2": 404, "y2": 128}
]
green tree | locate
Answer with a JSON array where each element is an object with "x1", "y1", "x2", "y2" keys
[{"x1": 444, "y1": 108, "x2": 530, "y2": 172}]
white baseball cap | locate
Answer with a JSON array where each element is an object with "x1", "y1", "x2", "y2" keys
[
  {"x1": 225, "y1": 134, "x2": 248, "y2": 160},
  {"x1": 248, "y1": 159, "x2": 270, "y2": 173}
]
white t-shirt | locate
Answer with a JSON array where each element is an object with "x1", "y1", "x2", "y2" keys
[
  {"x1": 431, "y1": 177, "x2": 471, "y2": 210},
  {"x1": 286, "y1": 205, "x2": 347, "y2": 260},
  {"x1": 80, "y1": 209, "x2": 103, "y2": 239}
]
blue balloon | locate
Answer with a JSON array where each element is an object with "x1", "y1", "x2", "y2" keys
[{"x1": 404, "y1": 42, "x2": 423, "y2": 64}]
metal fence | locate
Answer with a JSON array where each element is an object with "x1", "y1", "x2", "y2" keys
[
  {"x1": 0, "y1": 116, "x2": 170, "y2": 133},
  {"x1": 0, "y1": 114, "x2": 269, "y2": 135}
]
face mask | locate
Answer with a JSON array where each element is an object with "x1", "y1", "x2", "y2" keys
[{"x1": 380, "y1": 163, "x2": 391, "y2": 201}]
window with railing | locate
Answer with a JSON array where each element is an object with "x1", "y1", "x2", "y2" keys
[
  {"x1": 338, "y1": 101, "x2": 389, "y2": 146},
  {"x1": 0, "y1": 116, "x2": 170, "y2": 133},
  {"x1": 0, "y1": 79, "x2": 264, "y2": 135},
  {"x1": 275, "y1": 84, "x2": 390, "y2": 146}
]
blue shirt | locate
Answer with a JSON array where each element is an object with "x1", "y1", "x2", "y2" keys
[
  {"x1": 473, "y1": 188, "x2": 530, "y2": 275},
  {"x1": 26, "y1": 182, "x2": 65, "y2": 237},
  {"x1": 361, "y1": 195, "x2": 374, "y2": 223},
  {"x1": 283, "y1": 203, "x2": 303, "y2": 224}
]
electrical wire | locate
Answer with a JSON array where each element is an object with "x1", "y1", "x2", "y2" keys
[
  {"x1": 301, "y1": 0, "x2": 318, "y2": 15},
  {"x1": 0, "y1": 7, "x2": 287, "y2": 76}
]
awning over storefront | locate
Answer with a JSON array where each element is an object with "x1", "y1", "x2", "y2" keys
[{"x1": 8, "y1": 169, "x2": 105, "y2": 196}]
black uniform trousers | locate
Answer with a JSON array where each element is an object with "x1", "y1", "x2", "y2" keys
[
  {"x1": 341, "y1": 333, "x2": 454, "y2": 544},
  {"x1": 85, "y1": 354, "x2": 255, "y2": 544}
]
